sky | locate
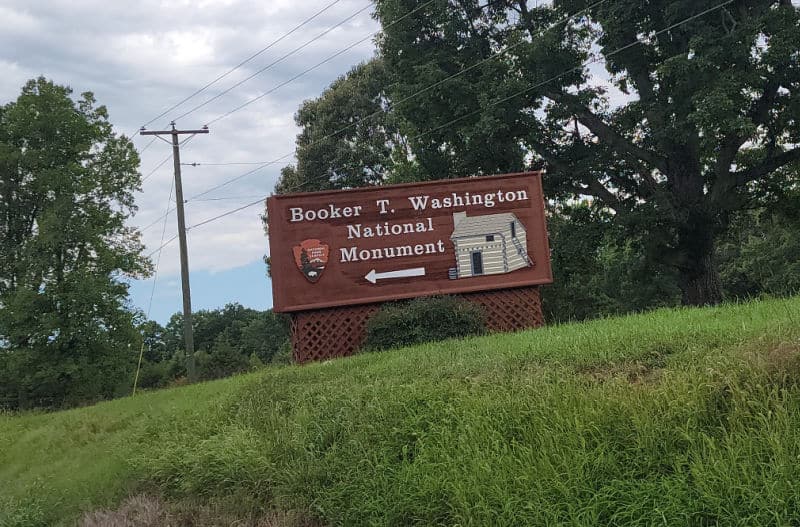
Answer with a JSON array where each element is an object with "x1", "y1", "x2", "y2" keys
[{"x1": 0, "y1": 0, "x2": 381, "y2": 323}]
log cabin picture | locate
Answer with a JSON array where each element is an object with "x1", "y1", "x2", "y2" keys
[{"x1": 449, "y1": 211, "x2": 534, "y2": 279}]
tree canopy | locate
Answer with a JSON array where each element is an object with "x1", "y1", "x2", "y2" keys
[
  {"x1": 275, "y1": 59, "x2": 413, "y2": 194},
  {"x1": 0, "y1": 78, "x2": 147, "y2": 408},
  {"x1": 371, "y1": 0, "x2": 800, "y2": 305},
  {"x1": 135, "y1": 303, "x2": 290, "y2": 388}
]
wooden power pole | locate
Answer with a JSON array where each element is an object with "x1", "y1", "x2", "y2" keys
[{"x1": 140, "y1": 122, "x2": 209, "y2": 383}]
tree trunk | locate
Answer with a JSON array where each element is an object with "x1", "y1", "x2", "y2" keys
[
  {"x1": 675, "y1": 216, "x2": 724, "y2": 306},
  {"x1": 668, "y1": 165, "x2": 724, "y2": 306},
  {"x1": 680, "y1": 251, "x2": 724, "y2": 306}
]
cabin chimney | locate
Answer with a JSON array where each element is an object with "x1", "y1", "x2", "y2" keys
[{"x1": 453, "y1": 211, "x2": 467, "y2": 226}]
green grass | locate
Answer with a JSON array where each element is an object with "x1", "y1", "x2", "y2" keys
[{"x1": 2, "y1": 297, "x2": 800, "y2": 526}]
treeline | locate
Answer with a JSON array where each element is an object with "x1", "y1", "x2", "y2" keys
[
  {"x1": 544, "y1": 202, "x2": 800, "y2": 323},
  {"x1": 134, "y1": 304, "x2": 290, "y2": 390},
  {"x1": 0, "y1": 79, "x2": 291, "y2": 411}
]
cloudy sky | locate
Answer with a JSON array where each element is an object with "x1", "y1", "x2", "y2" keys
[{"x1": 1, "y1": 0, "x2": 380, "y2": 323}]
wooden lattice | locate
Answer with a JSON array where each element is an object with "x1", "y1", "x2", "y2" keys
[
  {"x1": 290, "y1": 286, "x2": 544, "y2": 364},
  {"x1": 290, "y1": 304, "x2": 380, "y2": 363},
  {"x1": 460, "y1": 286, "x2": 544, "y2": 332}
]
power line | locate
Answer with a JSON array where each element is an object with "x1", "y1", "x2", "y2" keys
[
  {"x1": 141, "y1": 153, "x2": 172, "y2": 184},
  {"x1": 140, "y1": 134, "x2": 196, "y2": 185},
  {"x1": 188, "y1": 197, "x2": 267, "y2": 230},
  {"x1": 139, "y1": 136, "x2": 158, "y2": 154},
  {"x1": 146, "y1": 233, "x2": 179, "y2": 259},
  {"x1": 204, "y1": 0, "x2": 438, "y2": 126},
  {"x1": 143, "y1": 196, "x2": 267, "y2": 257},
  {"x1": 140, "y1": 0, "x2": 345, "y2": 128},
  {"x1": 145, "y1": 0, "x2": 735, "y2": 252},
  {"x1": 172, "y1": 1, "x2": 374, "y2": 123},
  {"x1": 192, "y1": 195, "x2": 270, "y2": 201},
  {"x1": 186, "y1": 156, "x2": 290, "y2": 201},
  {"x1": 140, "y1": 205, "x2": 177, "y2": 232},
  {"x1": 184, "y1": 0, "x2": 598, "y2": 200},
  {"x1": 182, "y1": 161, "x2": 277, "y2": 167},
  {"x1": 295, "y1": 0, "x2": 735, "y2": 192}
]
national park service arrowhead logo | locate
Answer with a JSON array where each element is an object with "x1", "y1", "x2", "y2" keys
[{"x1": 293, "y1": 239, "x2": 329, "y2": 283}]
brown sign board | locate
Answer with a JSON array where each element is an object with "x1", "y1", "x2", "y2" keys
[{"x1": 267, "y1": 171, "x2": 552, "y2": 312}]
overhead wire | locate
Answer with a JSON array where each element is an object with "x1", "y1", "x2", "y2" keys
[
  {"x1": 187, "y1": 156, "x2": 291, "y2": 201},
  {"x1": 292, "y1": 0, "x2": 735, "y2": 192},
  {"x1": 138, "y1": 136, "x2": 158, "y2": 155},
  {"x1": 140, "y1": 0, "x2": 345, "y2": 128},
  {"x1": 145, "y1": 0, "x2": 735, "y2": 253},
  {"x1": 140, "y1": 134, "x2": 196, "y2": 185},
  {"x1": 183, "y1": 161, "x2": 278, "y2": 166},
  {"x1": 203, "y1": 0, "x2": 440, "y2": 126},
  {"x1": 192, "y1": 195, "x2": 270, "y2": 201},
  {"x1": 140, "y1": 205, "x2": 178, "y2": 232},
  {"x1": 185, "y1": 0, "x2": 600, "y2": 200},
  {"x1": 172, "y1": 1, "x2": 374, "y2": 123},
  {"x1": 187, "y1": 197, "x2": 268, "y2": 230},
  {"x1": 141, "y1": 153, "x2": 172, "y2": 184}
]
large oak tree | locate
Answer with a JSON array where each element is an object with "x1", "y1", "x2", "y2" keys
[{"x1": 375, "y1": 0, "x2": 800, "y2": 305}]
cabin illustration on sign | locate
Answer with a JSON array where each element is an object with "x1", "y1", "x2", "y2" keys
[{"x1": 449, "y1": 211, "x2": 533, "y2": 279}]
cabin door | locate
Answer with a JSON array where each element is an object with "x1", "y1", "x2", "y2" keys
[{"x1": 471, "y1": 251, "x2": 484, "y2": 275}]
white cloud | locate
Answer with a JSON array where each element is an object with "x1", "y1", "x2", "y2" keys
[{"x1": 0, "y1": 0, "x2": 379, "y2": 317}]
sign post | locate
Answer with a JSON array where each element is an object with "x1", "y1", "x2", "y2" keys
[{"x1": 267, "y1": 171, "x2": 552, "y2": 362}]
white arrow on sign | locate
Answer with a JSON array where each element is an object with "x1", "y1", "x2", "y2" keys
[{"x1": 365, "y1": 267, "x2": 426, "y2": 284}]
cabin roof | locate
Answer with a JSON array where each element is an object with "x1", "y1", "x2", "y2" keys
[{"x1": 451, "y1": 212, "x2": 521, "y2": 238}]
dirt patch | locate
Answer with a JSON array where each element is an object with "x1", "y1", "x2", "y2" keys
[
  {"x1": 80, "y1": 494, "x2": 323, "y2": 527},
  {"x1": 577, "y1": 361, "x2": 664, "y2": 385},
  {"x1": 743, "y1": 340, "x2": 800, "y2": 385},
  {"x1": 576, "y1": 343, "x2": 679, "y2": 385}
]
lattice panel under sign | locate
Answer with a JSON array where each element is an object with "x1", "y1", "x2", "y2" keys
[
  {"x1": 461, "y1": 286, "x2": 544, "y2": 332},
  {"x1": 290, "y1": 286, "x2": 544, "y2": 364},
  {"x1": 290, "y1": 304, "x2": 380, "y2": 363}
]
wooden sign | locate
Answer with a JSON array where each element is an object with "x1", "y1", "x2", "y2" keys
[{"x1": 267, "y1": 171, "x2": 552, "y2": 312}]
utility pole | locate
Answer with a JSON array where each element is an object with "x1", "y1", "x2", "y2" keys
[{"x1": 140, "y1": 122, "x2": 209, "y2": 383}]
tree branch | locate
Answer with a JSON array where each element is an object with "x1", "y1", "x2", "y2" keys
[
  {"x1": 584, "y1": 179, "x2": 622, "y2": 208},
  {"x1": 715, "y1": 78, "x2": 780, "y2": 181},
  {"x1": 532, "y1": 138, "x2": 622, "y2": 210},
  {"x1": 544, "y1": 89, "x2": 670, "y2": 175},
  {"x1": 734, "y1": 147, "x2": 800, "y2": 186}
]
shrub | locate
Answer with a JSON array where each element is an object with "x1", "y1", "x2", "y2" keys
[
  {"x1": 270, "y1": 341, "x2": 294, "y2": 365},
  {"x1": 363, "y1": 295, "x2": 486, "y2": 351}
]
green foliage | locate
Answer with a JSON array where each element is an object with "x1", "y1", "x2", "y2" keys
[
  {"x1": 718, "y1": 208, "x2": 800, "y2": 299},
  {"x1": 543, "y1": 203, "x2": 681, "y2": 322},
  {"x1": 364, "y1": 295, "x2": 486, "y2": 351},
  {"x1": 275, "y1": 59, "x2": 419, "y2": 194},
  {"x1": 164, "y1": 303, "x2": 288, "y2": 365},
  {"x1": 268, "y1": 341, "x2": 294, "y2": 366},
  {"x1": 0, "y1": 78, "x2": 147, "y2": 410},
  {"x1": 373, "y1": 0, "x2": 800, "y2": 305},
  {"x1": 134, "y1": 304, "x2": 291, "y2": 389},
  {"x1": 247, "y1": 352, "x2": 265, "y2": 371},
  {"x1": 197, "y1": 337, "x2": 250, "y2": 381},
  {"x1": 272, "y1": 2, "x2": 800, "y2": 309},
  {"x1": 2, "y1": 297, "x2": 800, "y2": 525},
  {"x1": 542, "y1": 202, "x2": 800, "y2": 322}
]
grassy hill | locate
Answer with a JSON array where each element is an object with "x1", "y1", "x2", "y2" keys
[{"x1": 2, "y1": 297, "x2": 800, "y2": 526}]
